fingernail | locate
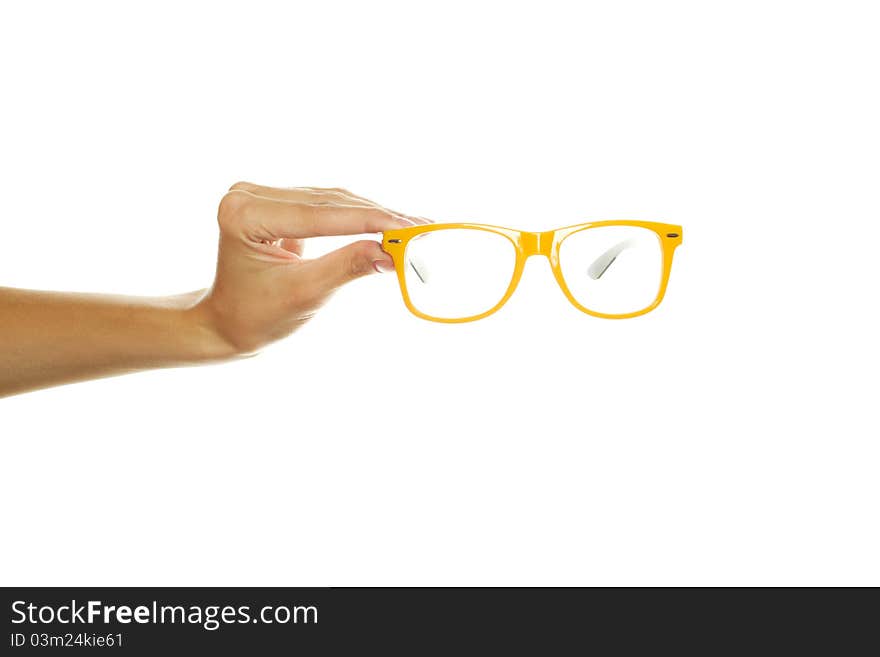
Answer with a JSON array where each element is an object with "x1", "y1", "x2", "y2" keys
[{"x1": 373, "y1": 260, "x2": 395, "y2": 274}]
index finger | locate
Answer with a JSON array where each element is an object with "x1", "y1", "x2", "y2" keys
[
  {"x1": 232, "y1": 182, "x2": 430, "y2": 225},
  {"x1": 220, "y1": 190, "x2": 410, "y2": 241}
]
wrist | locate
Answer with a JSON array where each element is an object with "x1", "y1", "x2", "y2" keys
[{"x1": 174, "y1": 291, "x2": 246, "y2": 363}]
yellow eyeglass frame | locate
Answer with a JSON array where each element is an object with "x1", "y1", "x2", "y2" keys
[{"x1": 382, "y1": 220, "x2": 683, "y2": 323}]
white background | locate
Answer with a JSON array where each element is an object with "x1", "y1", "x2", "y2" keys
[{"x1": 1, "y1": 1, "x2": 878, "y2": 586}]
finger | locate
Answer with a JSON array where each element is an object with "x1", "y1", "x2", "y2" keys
[
  {"x1": 230, "y1": 182, "x2": 393, "y2": 216},
  {"x1": 230, "y1": 182, "x2": 421, "y2": 224},
  {"x1": 230, "y1": 182, "x2": 369, "y2": 208},
  {"x1": 299, "y1": 239, "x2": 395, "y2": 293},
  {"x1": 218, "y1": 189, "x2": 409, "y2": 241},
  {"x1": 323, "y1": 189, "x2": 428, "y2": 225},
  {"x1": 297, "y1": 186, "x2": 423, "y2": 225},
  {"x1": 280, "y1": 237, "x2": 304, "y2": 256},
  {"x1": 297, "y1": 185, "x2": 386, "y2": 208}
]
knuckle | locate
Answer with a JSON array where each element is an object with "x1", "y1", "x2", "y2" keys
[
  {"x1": 217, "y1": 189, "x2": 252, "y2": 230},
  {"x1": 329, "y1": 187, "x2": 355, "y2": 198},
  {"x1": 347, "y1": 258, "x2": 368, "y2": 279},
  {"x1": 347, "y1": 242, "x2": 376, "y2": 278},
  {"x1": 228, "y1": 181, "x2": 255, "y2": 192}
]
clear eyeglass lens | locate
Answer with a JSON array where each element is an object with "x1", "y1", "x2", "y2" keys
[
  {"x1": 558, "y1": 225, "x2": 663, "y2": 315},
  {"x1": 404, "y1": 228, "x2": 516, "y2": 319}
]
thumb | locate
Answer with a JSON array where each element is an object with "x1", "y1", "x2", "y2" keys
[{"x1": 302, "y1": 239, "x2": 396, "y2": 294}]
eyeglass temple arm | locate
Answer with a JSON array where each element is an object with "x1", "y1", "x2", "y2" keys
[
  {"x1": 587, "y1": 239, "x2": 638, "y2": 280},
  {"x1": 407, "y1": 256, "x2": 429, "y2": 283}
]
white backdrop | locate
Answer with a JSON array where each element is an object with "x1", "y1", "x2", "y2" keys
[{"x1": 1, "y1": 1, "x2": 878, "y2": 586}]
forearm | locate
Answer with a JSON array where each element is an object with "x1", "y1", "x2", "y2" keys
[
  {"x1": 0, "y1": 184, "x2": 407, "y2": 398},
  {"x1": 0, "y1": 287, "x2": 235, "y2": 397}
]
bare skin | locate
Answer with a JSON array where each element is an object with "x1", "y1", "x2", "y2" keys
[{"x1": 0, "y1": 182, "x2": 423, "y2": 398}]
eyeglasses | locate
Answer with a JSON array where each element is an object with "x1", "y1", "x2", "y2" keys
[{"x1": 382, "y1": 221, "x2": 682, "y2": 322}]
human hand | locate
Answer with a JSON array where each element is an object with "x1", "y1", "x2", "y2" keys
[
  {"x1": 197, "y1": 182, "x2": 421, "y2": 356},
  {"x1": 0, "y1": 182, "x2": 425, "y2": 397}
]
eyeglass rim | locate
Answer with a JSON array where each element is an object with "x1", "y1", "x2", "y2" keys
[{"x1": 382, "y1": 220, "x2": 683, "y2": 322}]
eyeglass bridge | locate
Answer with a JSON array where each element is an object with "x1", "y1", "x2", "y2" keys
[{"x1": 520, "y1": 231, "x2": 555, "y2": 257}]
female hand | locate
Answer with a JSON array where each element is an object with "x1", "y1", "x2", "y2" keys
[
  {"x1": 199, "y1": 182, "x2": 419, "y2": 355},
  {"x1": 0, "y1": 182, "x2": 420, "y2": 397}
]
